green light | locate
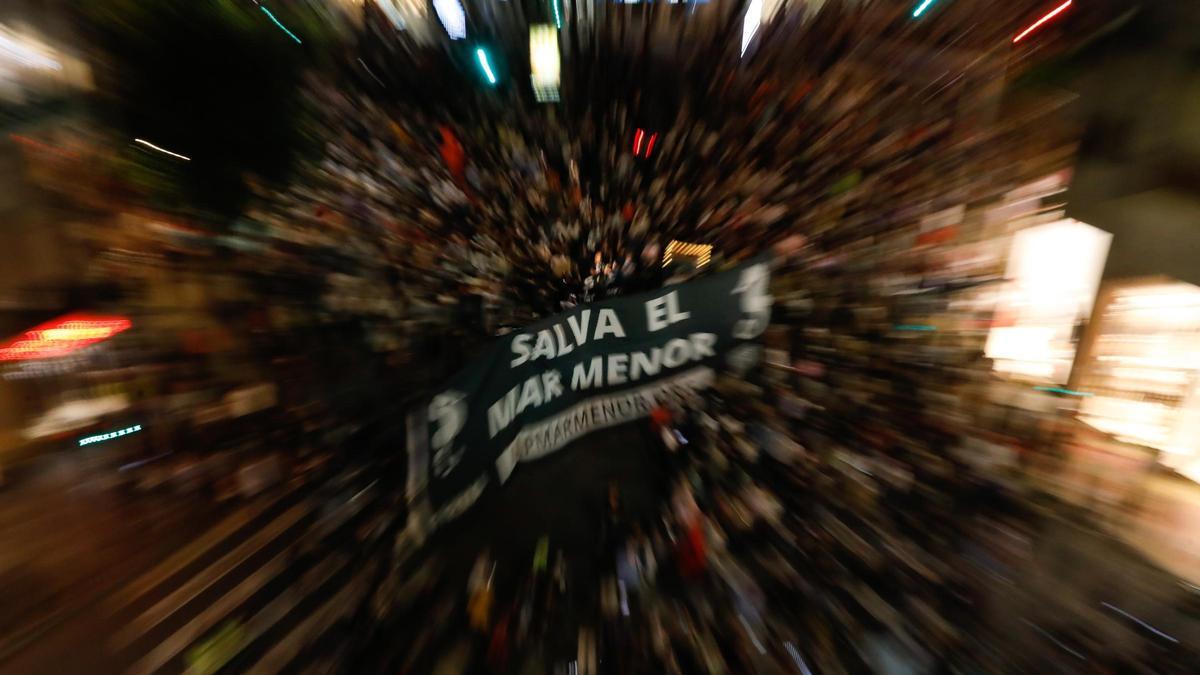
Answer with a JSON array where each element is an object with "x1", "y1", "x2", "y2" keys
[
  {"x1": 476, "y1": 48, "x2": 497, "y2": 85},
  {"x1": 79, "y1": 424, "x2": 142, "y2": 446},
  {"x1": 895, "y1": 324, "x2": 937, "y2": 332},
  {"x1": 261, "y1": 6, "x2": 302, "y2": 44},
  {"x1": 552, "y1": 0, "x2": 562, "y2": 29},
  {"x1": 1034, "y1": 386, "x2": 1093, "y2": 397},
  {"x1": 912, "y1": 0, "x2": 937, "y2": 18}
]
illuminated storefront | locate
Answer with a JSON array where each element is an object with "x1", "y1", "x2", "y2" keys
[
  {"x1": 984, "y1": 218, "x2": 1110, "y2": 383},
  {"x1": 1071, "y1": 279, "x2": 1200, "y2": 482}
]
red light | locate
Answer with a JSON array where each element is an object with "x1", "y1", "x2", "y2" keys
[
  {"x1": 10, "y1": 134, "x2": 78, "y2": 159},
  {"x1": 633, "y1": 128, "x2": 645, "y2": 156},
  {"x1": 645, "y1": 133, "x2": 659, "y2": 158},
  {"x1": 1013, "y1": 0, "x2": 1072, "y2": 43},
  {"x1": 0, "y1": 314, "x2": 132, "y2": 361}
]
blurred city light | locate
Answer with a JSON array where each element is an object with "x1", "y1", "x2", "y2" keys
[
  {"x1": 0, "y1": 26, "x2": 62, "y2": 71},
  {"x1": 529, "y1": 25, "x2": 560, "y2": 102},
  {"x1": 741, "y1": 0, "x2": 762, "y2": 57},
  {"x1": 1013, "y1": 0, "x2": 1073, "y2": 43},
  {"x1": 911, "y1": 0, "x2": 939, "y2": 18},
  {"x1": 78, "y1": 424, "x2": 142, "y2": 447},
  {"x1": 985, "y1": 219, "x2": 1110, "y2": 382},
  {"x1": 1034, "y1": 386, "x2": 1092, "y2": 397},
  {"x1": 0, "y1": 314, "x2": 132, "y2": 361},
  {"x1": 134, "y1": 137, "x2": 191, "y2": 161},
  {"x1": 434, "y1": 0, "x2": 467, "y2": 40},
  {"x1": 664, "y1": 240, "x2": 712, "y2": 268},
  {"x1": 1076, "y1": 281, "x2": 1200, "y2": 481},
  {"x1": 476, "y1": 47, "x2": 497, "y2": 85},
  {"x1": 260, "y1": 6, "x2": 303, "y2": 44},
  {"x1": 632, "y1": 128, "x2": 659, "y2": 158}
]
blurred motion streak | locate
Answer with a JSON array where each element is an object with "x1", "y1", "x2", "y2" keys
[
  {"x1": 0, "y1": 1, "x2": 1197, "y2": 674},
  {"x1": 1013, "y1": 0, "x2": 1073, "y2": 43},
  {"x1": 0, "y1": 314, "x2": 132, "y2": 361},
  {"x1": 433, "y1": 0, "x2": 466, "y2": 39},
  {"x1": 529, "y1": 25, "x2": 560, "y2": 103},
  {"x1": 133, "y1": 138, "x2": 191, "y2": 161},
  {"x1": 259, "y1": 6, "x2": 303, "y2": 45},
  {"x1": 911, "y1": 0, "x2": 939, "y2": 19},
  {"x1": 476, "y1": 47, "x2": 497, "y2": 85}
]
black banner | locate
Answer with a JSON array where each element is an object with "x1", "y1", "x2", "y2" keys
[{"x1": 407, "y1": 257, "x2": 772, "y2": 528}]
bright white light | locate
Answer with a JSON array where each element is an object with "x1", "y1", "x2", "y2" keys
[
  {"x1": 1081, "y1": 279, "x2": 1200, "y2": 471},
  {"x1": 529, "y1": 25, "x2": 559, "y2": 102},
  {"x1": 985, "y1": 219, "x2": 1110, "y2": 383},
  {"x1": 0, "y1": 27, "x2": 62, "y2": 70},
  {"x1": 741, "y1": 0, "x2": 763, "y2": 57},
  {"x1": 987, "y1": 326, "x2": 1056, "y2": 361},
  {"x1": 134, "y1": 138, "x2": 191, "y2": 161},
  {"x1": 433, "y1": 0, "x2": 466, "y2": 39}
]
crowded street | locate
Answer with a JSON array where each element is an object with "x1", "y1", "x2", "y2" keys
[{"x1": 2, "y1": 0, "x2": 1200, "y2": 673}]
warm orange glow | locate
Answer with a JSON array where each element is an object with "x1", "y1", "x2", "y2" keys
[{"x1": 0, "y1": 314, "x2": 132, "y2": 361}]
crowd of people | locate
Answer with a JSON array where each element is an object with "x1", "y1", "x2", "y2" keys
[
  {"x1": 354, "y1": 334, "x2": 1197, "y2": 673},
  {"x1": 9, "y1": 2, "x2": 1196, "y2": 672},
  {"x1": 218, "y1": 0, "x2": 1082, "y2": 354},
  {"x1": 227, "y1": 58, "x2": 1189, "y2": 665},
  {"x1": 186, "y1": 7, "x2": 1196, "y2": 672}
]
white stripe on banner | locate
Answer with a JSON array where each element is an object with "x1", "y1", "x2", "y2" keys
[{"x1": 494, "y1": 366, "x2": 714, "y2": 483}]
